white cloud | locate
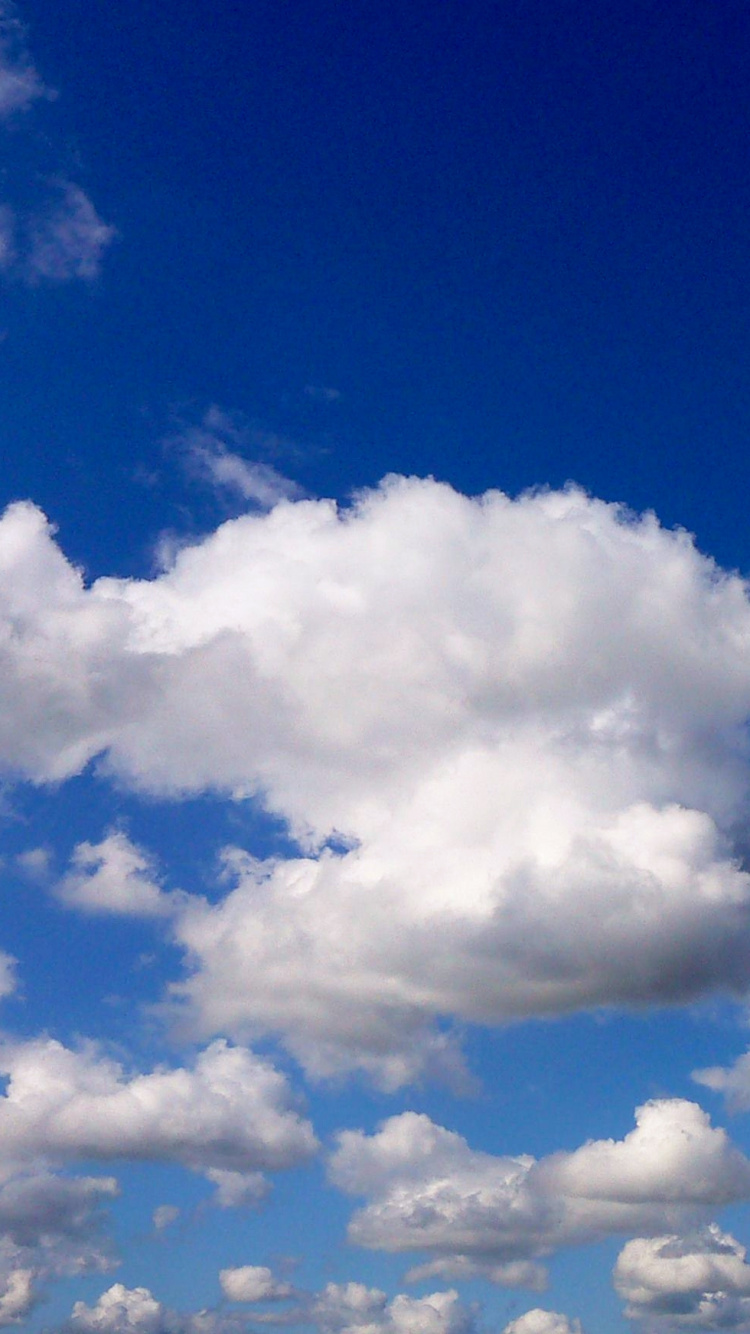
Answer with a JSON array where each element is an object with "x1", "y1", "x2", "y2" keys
[
  {"x1": 219, "y1": 1267, "x2": 293, "y2": 1303},
  {"x1": 0, "y1": 954, "x2": 16, "y2": 1003},
  {"x1": 69, "y1": 1285, "x2": 167, "y2": 1334},
  {"x1": 0, "y1": 1036, "x2": 317, "y2": 1185},
  {"x1": 0, "y1": 1266, "x2": 35, "y2": 1325},
  {"x1": 26, "y1": 182, "x2": 116, "y2": 282},
  {"x1": 204, "y1": 1170, "x2": 269, "y2": 1209},
  {"x1": 312, "y1": 1284, "x2": 472, "y2": 1334},
  {"x1": 65, "y1": 1284, "x2": 244, "y2": 1334},
  {"x1": 694, "y1": 1048, "x2": 750, "y2": 1112},
  {"x1": 0, "y1": 1038, "x2": 315, "y2": 1326},
  {"x1": 614, "y1": 1225, "x2": 750, "y2": 1329},
  {"x1": 501, "y1": 1313, "x2": 581, "y2": 1334},
  {"x1": 152, "y1": 1206, "x2": 179, "y2": 1233},
  {"x1": 328, "y1": 1102, "x2": 750, "y2": 1284},
  {"x1": 176, "y1": 408, "x2": 303, "y2": 509},
  {"x1": 66, "y1": 1281, "x2": 472, "y2": 1334},
  {"x1": 57, "y1": 832, "x2": 176, "y2": 918},
  {"x1": 4, "y1": 480, "x2": 750, "y2": 1077}
]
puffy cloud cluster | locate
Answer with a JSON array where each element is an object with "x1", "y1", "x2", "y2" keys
[
  {"x1": 0, "y1": 1038, "x2": 315, "y2": 1319},
  {"x1": 64, "y1": 1280, "x2": 474, "y2": 1334},
  {"x1": 328, "y1": 1102, "x2": 750, "y2": 1285},
  {"x1": 614, "y1": 1225, "x2": 750, "y2": 1329},
  {"x1": 4, "y1": 479, "x2": 750, "y2": 1078},
  {"x1": 0, "y1": 1174, "x2": 118, "y2": 1326},
  {"x1": 66, "y1": 1283, "x2": 248, "y2": 1334},
  {"x1": 311, "y1": 1284, "x2": 472, "y2": 1334}
]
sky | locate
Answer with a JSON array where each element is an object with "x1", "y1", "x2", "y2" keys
[{"x1": 2, "y1": 1, "x2": 750, "y2": 1331}]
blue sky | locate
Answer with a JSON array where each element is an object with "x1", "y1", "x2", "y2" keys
[{"x1": 2, "y1": 2, "x2": 750, "y2": 1332}]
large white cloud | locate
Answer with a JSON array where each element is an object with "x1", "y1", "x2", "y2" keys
[
  {"x1": 0, "y1": 1036, "x2": 317, "y2": 1184},
  {"x1": 614, "y1": 1225, "x2": 750, "y2": 1329},
  {"x1": 4, "y1": 479, "x2": 750, "y2": 1077},
  {"x1": 328, "y1": 1102, "x2": 750, "y2": 1285}
]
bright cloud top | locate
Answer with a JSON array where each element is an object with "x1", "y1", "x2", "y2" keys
[
  {"x1": 328, "y1": 1102, "x2": 750, "y2": 1286},
  {"x1": 501, "y1": 1314, "x2": 582, "y2": 1334},
  {"x1": 0, "y1": 1036, "x2": 317, "y2": 1183},
  {"x1": 3, "y1": 478, "x2": 750, "y2": 1079}
]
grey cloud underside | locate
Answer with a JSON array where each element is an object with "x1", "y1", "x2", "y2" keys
[
  {"x1": 4, "y1": 477, "x2": 750, "y2": 1079},
  {"x1": 614, "y1": 1226, "x2": 750, "y2": 1329}
]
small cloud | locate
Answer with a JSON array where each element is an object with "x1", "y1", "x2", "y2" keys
[
  {"x1": 304, "y1": 385, "x2": 341, "y2": 403},
  {"x1": 205, "y1": 1168, "x2": 270, "y2": 1209},
  {"x1": 0, "y1": 7, "x2": 48, "y2": 117},
  {"x1": 16, "y1": 847, "x2": 50, "y2": 880},
  {"x1": 219, "y1": 1266, "x2": 293, "y2": 1303},
  {"x1": 56, "y1": 831, "x2": 175, "y2": 919},
  {"x1": 173, "y1": 407, "x2": 304, "y2": 510},
  {"x1": 152, "y1": 1204, "x2": 180, "y2": 1233},
  {"x1": 26, "y1": 181, "x2": 116, "y2": 283}
]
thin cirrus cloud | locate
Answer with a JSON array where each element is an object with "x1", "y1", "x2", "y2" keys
[
  {"x1": 5, "y1": 477, "x2": 750, "y2": 1081},
  {"x1": 173, "y1": 406, "x2": 304, "y2": 509},
  {"x1": 327, "y1": 1102, "x2": 750, "y2": 1288},
  {"x1": 0, "y1": 2, "x2": 46, "y2": 117}
]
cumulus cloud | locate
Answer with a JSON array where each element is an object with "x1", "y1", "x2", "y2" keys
[
  {"x1": 328, "y1": 1102, "x2": 750, "y2": 1285},
  {"x1": 66, "y1": 1282, "x2": 247, "y2": 1334},
  {"x1": 0, "y1": 1266, "x2": 35, "y2": 1325},
  {"x1": 66, "y1": 1281, "x2": 473, "y2": 1334},
  {"x1": 4, "y1": 480, "x2": 750, "y2": 1077},
  {"x1": 614, "y1": 1225, "x2": 750, "y2": 1329},
  {"x1": 219, "y1": 1267, "x2": 293, "y2": 1303},
  {"x1": 311, "y1": 1284, "x2": 472, "y2": 1334},
  {"x1": 175, "y1": 408, "x2": 303, "y2": 509},
  {"x1": 0, "y1": 1036, "x2": 317, "y2": 1186},
  {"x1": 501, "y1": 1313, "x2": 581, "y2": 1334},
  {"x1": 0, "y1": 1039, "x2": 315, "y2": 1321},
  {"x1": 57, "y1": 832, "x2": 176, "y2": 918},
  {"x1": 0, "y1": 1173, "x2": 119, "y2": 1328}
]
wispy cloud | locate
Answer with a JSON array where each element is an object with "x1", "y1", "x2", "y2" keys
[
  {"x1": 175, "y1": 407, "x2": 304, "y2": 509},
  {"x1": 0, "y1": 9, "x2": 114, "y2": 286},
  {"x1": 26, "y1": 181, "x2": 116, "y2": 283},
  {"x1": 0, "y1": 3, "x2": 47, "y2": 117}
]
